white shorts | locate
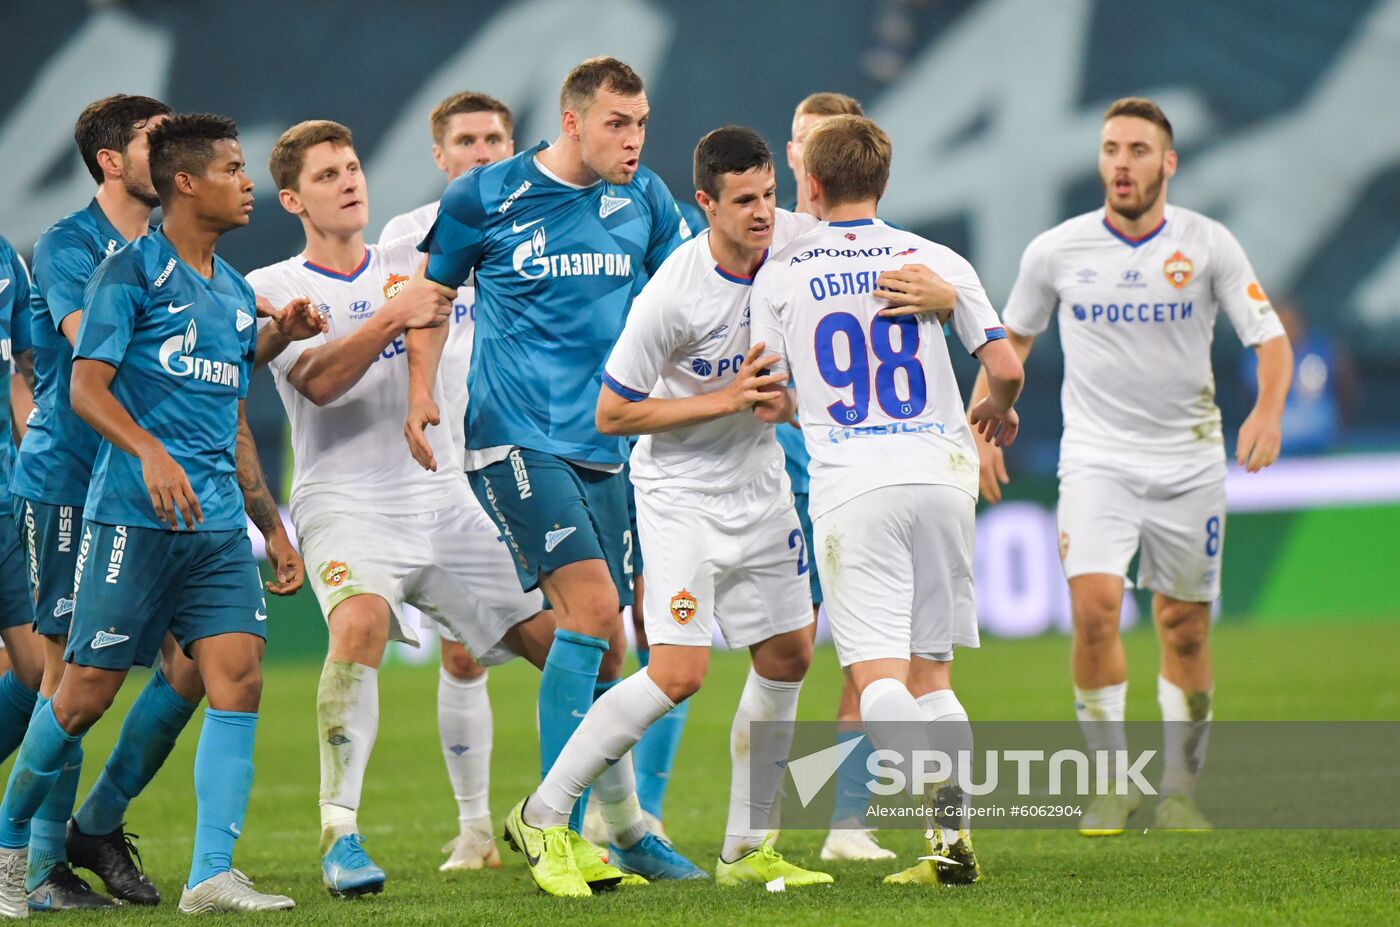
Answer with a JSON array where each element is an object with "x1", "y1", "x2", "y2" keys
[
  {"x1": 1057, "y1": 458, "x2": 1225, "y2": 602},
  {"x1": 814, "y1": 483, "x2": 979, "y2": 667},
  {"x1": 298, "y1": 502, "x2": 544, "y2": 665},
  {"x1": 634, "y1": 468, "x2": 813, "y2": 650}
]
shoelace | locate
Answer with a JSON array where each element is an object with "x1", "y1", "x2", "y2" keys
[
  {"x1": 338, "y1": 836, "x2": 374, "y2": 870},
  {"x1": 48, "y1": 864, "x2": 96, "y2": 894},
  {"x1": 544, "y1": 830, "x2": 579, "y2": 872},
  {"x1": 110, "y1": 828, "x2": 147, "y2": 875}
]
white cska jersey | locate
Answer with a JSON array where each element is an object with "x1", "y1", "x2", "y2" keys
[
  {"x1": 247, "y1": 236, "x2": 474, "y2": 519},
  {"x1": 750, "y1": 218, "x2": 1005, "y2": 518},
  {"x1": 604, "y1": 208, "x2": 818, "y2": 493},
  {"x1": 1002, "y1": 205, "x2": 1285, "y2": 469}
]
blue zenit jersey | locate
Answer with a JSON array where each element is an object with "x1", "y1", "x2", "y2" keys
[
  {"x1": 76, "y1": 229, "x2": 257, "y2": 532},
  {"x1": 0, "y1": 236, "x2": 34, "y2": 508},
  {"x1": 775, "y1": 421, "x2": 810, "y2": 494},
  {"x1": 422, "y1": 141, "x2": 689, "y2": 467},
  {"x1": 11, "y1": 200, "x2": 135, "y2": 507}
]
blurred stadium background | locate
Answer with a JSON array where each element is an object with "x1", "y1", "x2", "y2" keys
[{"x1": 1, "y1": 2, "x2": 1396, "y2": 921}]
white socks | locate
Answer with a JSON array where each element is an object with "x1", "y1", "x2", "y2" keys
[
  {"x1": 1075, "y1": 681, "x2": 1128, "y2": 785},
  {"x1": 721, "y1": 669, "x2": 803, "y2": 862},
  {"x1": 438, "y1": 668, "x2": 493, "y2": 827},
  {"x1": 317, "y1": 661, "x2": 379, "y2": 839},
  {"x1": 593, "y1": 756, "x2": 648, "y2": 848},
  {"x1": 917, "y1": 688, "x2": 972, "y2": 841},
  {"x1": 528, "y1": 670, "x2": 674, "y2": 837},
  {"x1": 1157, "y1": 675, "x2": 1212, "y2": 797}
]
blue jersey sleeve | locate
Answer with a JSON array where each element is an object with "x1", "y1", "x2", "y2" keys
[
  {"x1": 32, "y1": 227, "x2": 98, "y2": 331},
  {"x1": 75, "y1": 251, "x2": 145, "y2": 368},
  {"x1": 422, "y1": 172, "x2": 488, "y2": 289},
  {"x1": 238, "y1": 278, "x2": 256, "y2": 399},
  {"x1": 6, "y1": 250, "x2": 33, "y2": 355},
  {"x1": 642, "y1": 173, "x2": 688, "y2": 276}
]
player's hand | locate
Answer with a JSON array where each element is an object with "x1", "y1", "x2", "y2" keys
[
  {"x1": 752, "y1": 392, "x2": 789, "y2": 424},
  {"x1": 721, "y1": 341, "x2": 788, "y2": 414},
  {"x1": 876, "y1": 264, "x2": 955, "y2": 323},
  {"x1": 1236, "y1": 410, "x2": 1282, "y2": 472},
  {"x1": 393, "y1": 286, "x2": 454, "y2": 330},
  {"x1": 262, "y1": 530, "x2": 305, "y2": 596},
  {"x1": 974, "y1": 428, "x2": 1011, "y2": 504},
  {"x1": 271, "y1": 296, "x2": 326, "y2": 341},
  {"x1": 969, "y1": 396, "x2": 1019, "y2": 449},
  {"x1": 138, "y1": 444, "x2": 203, "y2": 530},
  {"x1": 405, "y1": 395, "x2": 441, "y2": 471}
]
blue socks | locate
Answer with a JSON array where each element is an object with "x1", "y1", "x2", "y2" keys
[
  {"x1": 187, "y1": 709, "x2": 257, "y2": 889},
  {"x1": 75, "y1": 669, "x2": 198, "y2": 837},
  {"x1": 830, "y1": 729, "x2": 876, "y2": 826},
  {"x1": 26, "y1": 698, "x2": 81, "y2": 891},
  {"x1": 0, "y1": 672, "x2": 38, "y2": 763},
  {"x1": 0, "y1": 700, "x2": 81, "y2": 851},
  {"x1": 539, "y1": 629, "x2": 608, "y2": 834},
  {"x1": 631, "y1": 648, "x2": 689, "y2": 821}
]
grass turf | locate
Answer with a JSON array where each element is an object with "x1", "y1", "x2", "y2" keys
[{"x1": 17, "y1": 621, "x2": 1399, "y2": 925}]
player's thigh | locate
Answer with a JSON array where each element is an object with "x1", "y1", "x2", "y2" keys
[
  {"x1": 1139, "y1": 472, "x2": 1226, "y2": 603},
  {"x1": 16, "y1": 499, "x2": 82, "y2": 638},
  {"x1": 410, "y1": 503, "x2": 546, "y2": 667},
  {"x1": 65, "y1": 521, "x2": 184, "y2": 672},
  {"x1": 0, "y1": 511, "x2": 40, "y2": 683},
  {"x1": 909, "y1": 485, "x2": 980, "y2": 659},
  {"x1": 814, "y1": 487, "x2": 916, "y2": 668},
  {"x1": 167, "y1": 530, "x2": 267, "y2": 701},
  {"x1": 714, "y1": 491, "x2": 813, "y2": 652},
  {"x1": 1057, "y1": 467, "x2": 1143, "y2": 581},
  {"x1": 634, "y1": 490, "x2": 719, "y2": 651},
  {"x1": 299, "y1": 508, "x2": 420, "y2": 646}
]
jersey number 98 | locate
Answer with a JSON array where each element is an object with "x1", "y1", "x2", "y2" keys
[{"x1": 814, "y1": 312, "x2": 927, "y2": 424}]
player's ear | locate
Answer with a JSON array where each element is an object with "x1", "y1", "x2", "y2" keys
[
  {"x1": 1163, "y1": 148, "x2": 1178, "y2": 180},
  {"x1": 278, "y1": 188, "x2": 302, "y2": 216},
  {"x1": 95, "y1": 148, "x2": 123, "y2": 183},
  {"x1": 505, "y1": 138, "x2": 515, "y2": 156},
  {"x1": 173, "y1": 170, "x2": 197, "y2": 197},
  {"x1": 695, "y1": 189, "x2": 714, "y2": 216},
  {"x1": 561, "y1": 108, "x2": 581, "y2": 142},
  {"x1": 806, "y1": 174, "x2": 822, "y2": 211},
  {"x1": 431, "y1": 143, "x2": 448, "y2": 174},
  {"x1": 785, "y1": 139, "x2": 800, "y2": 175}
]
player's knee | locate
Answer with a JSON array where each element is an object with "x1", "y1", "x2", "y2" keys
[
  {"x1": 654, "y1": 670, "x2": 703, "y2": 703},
  {"x1": 1157, "y1": 603, "x2": 1209, "y2": 660},
  {"x1": 1072, "y1": 596, "x2": 1122, "y2": 649},
  {"x1": 440, "y1": 644, "x2": 485, "y2": 680},
  {"x1": 328, "y1": 605, "x2": 389, "y2": 662},
  {"x1": 9, "y1": 658, "x2": 42, "y2": 692},
  {"x1": 51, "y1": 679, "x2": 119, "y2": 734},
  {"x1": 160, "y1": 652, "x2": 206, "y2": 702}
]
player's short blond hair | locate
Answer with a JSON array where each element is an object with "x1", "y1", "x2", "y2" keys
[
  {"x1": 429, "y1": 91, "x2": 513, "y2": 146},
  {"x1": 269, "y1": 120, "x2": 354, "y2": 192},
  {"x1": 1104, "y1": 97, "x2": 1174, "y2": 147},
  {"x1": 559, "y1": 57, "x2": 645, "y2": 115},
  {"x1": 803, "y1": 115, "x2": 891, "y2": 207},
  {"x1": 792, "y1": 91, "x2": 863, "y2": 136}
]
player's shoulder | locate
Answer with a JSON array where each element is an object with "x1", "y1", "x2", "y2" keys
[
  {"x1": 34, "y1": 207, "x2": 102, "y2": 265},
  {"x1": 244, "y1": 254, "x2": 303, "y2": 291},
  {"x1": 771, "y1": 208, "x2": 820, "y2": 252},
  {"x1": 372, "y1": 234, "x2": 426, "y2": 275},
  {"x1": 1031, "y1": 209, "x2": 1104, "y2": 252},
  {"x1": 0, "y1": 233, "x2": 16, "y2": 265},
  {"x1": 1164, "y1": 204, "x2": 1234, "y2": 248},
  {"x1": 380, "y1": 201, "x2": 438, "y2": 243}
]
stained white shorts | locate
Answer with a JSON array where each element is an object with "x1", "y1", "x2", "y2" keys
[
  {"x1": 634, "y1": 468, "x2": 813, "y2": 650},
  {"x1": 298, "y1": 501, "x2": 543, "y2": 665},
  {"x1": 1057, "y1": 458, "x2": 1226, "y2": 602},
  {"x1": 814, "y1": 483, "x2": 979, "y2": 667}
]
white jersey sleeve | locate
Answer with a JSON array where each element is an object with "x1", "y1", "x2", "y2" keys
[
  {"x1": 378, "y1": 201, "x2": 438, "y2": 246},
  {"x1": 942, "y1": 251, "x2": 1007, "y2": 355},
  {"x1": 245, "y1": 265, "x2": 328, "y2": 377},
  {"x1": 1208, "y1": 221, "x2": 1286, "y2": 348},
  {"x1": 1001, "y1": 229, "x2": 1059, "y2": 337},
  {"x1": 602, "y1": 282, "x2": 680, "y2": 400}
]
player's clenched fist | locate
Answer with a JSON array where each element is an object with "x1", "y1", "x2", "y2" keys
[
  {"x1": 265, "y1": 294, "x2": 327, "y2": 341},
  {"x1": 137, "y1": 443, "x2": 203, "y2": 530},
  {"x1": 392, "y1": 284, "x2": 453, "y2": 329},
  {"x1": 720, "y1": 341, "x2": 788, "y2": 414}
]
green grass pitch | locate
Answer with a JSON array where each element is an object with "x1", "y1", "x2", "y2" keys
[{"x1": 19, "y1": 621, "x2": 1399, "y2": 926}]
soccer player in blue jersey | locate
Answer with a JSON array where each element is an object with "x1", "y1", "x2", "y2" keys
[
  {"x1": 403, "y1": 56, "x2": 702, "y2": 885},
  {"x1": 0, "y1": 113, "x2": 303, "y2": 915}
]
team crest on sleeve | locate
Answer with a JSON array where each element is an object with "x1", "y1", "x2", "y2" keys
[
  {"x1": 383, "y1": 274, "x2": 409, "y2": 300},
  {"x1": 1163, "y1": 251, "x2": 1194, "y2": 289},
  {"x1": 1246, "y1": 281, "x2": 1275, "y2": 314},
  {"x1": 320, "y1": 561, "x2": 350, "y2": 587},
  {"x1": 669, "y1": 589, "x2": 698, "y2": 625}
]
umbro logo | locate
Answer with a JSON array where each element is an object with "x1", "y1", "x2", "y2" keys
[
  {"x1": 236, "y1": 309, "x2": 254, "y2": 332},
  {"x1": 544, "y1": 526, "x2": 576, "y2": 553},
  {"x1": 599, "y1": 195, "x2": 631, "y2": 219},
  {"x1": 449, "y1": 744, "x2": 470, "y2": 756},
  {"x1": 90, "y1": 629, "x2": 130, "y2": 650}
]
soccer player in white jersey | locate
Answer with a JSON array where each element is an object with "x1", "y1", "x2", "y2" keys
[
  {"x1": 751, "y1": 116, "x2": 1025, "y2": 886},
  {"x1": 245, "y1": 120, "x2": 556, "y2": 898},
  {"x1": 972, "y1": 97, "x2": 1292, "y2": 835},
  {"x1": 378, "y1": 90, "x2": 515, "y2": 873}
]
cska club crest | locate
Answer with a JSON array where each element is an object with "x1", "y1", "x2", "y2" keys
[
  {"x1": 383, "y1": 274, "x2": 410, "y2": 300},
  {"x1": 669, "y1": 589, "x2": 698, "y2": 625},
  {"x1": 321, "y1": 561, "x2": 350, "y2": 587},
  {"x1": 1164, "y1": 251, "x2": 1194, "y2": 289}
]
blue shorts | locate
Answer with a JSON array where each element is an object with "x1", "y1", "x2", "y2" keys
[
  {"x1": 623, "y1": 460, "x2": 643, "y2": 576},
  {"x1": 469, "y1": 448, "x2": 634, "y2": 607},
  {"x1": 0, "y1": 504, "x2": 30, "y2": 630},
  {"x1": 65, "y1": 522, "x2": 266, "y2": 670},
  {"x1": 792, "y1": 491, "x2": 822, "y2": 606},
  {"x1": 14, "y1": 497, "x2": 82, "y2": 637}
]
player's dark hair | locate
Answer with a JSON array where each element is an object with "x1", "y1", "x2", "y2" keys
[
  {"x1": 269, "y1": 120, "x2": 355, "y2": 191},
  {"x1": 693, "y1": 126, "x2": 774, "y2": 200},
  {"x1": 1104, "y1": 97, "x2": 1174, "y2": 147},
  {"x1": 559, "y1": 57, "x2": 645, "y2": 114},
  {"x1": 148, "y1": 113, "x2": 240, "y2": 202},
  {"x1": 74, "y1": 95, "x2": 172, "y2": 185},
  {"x1": 804, "y1": 115, "x2": 891, "y2": 207},
  {"x1": 430, "y1": 91, "x2": 513, "y2": 145}
]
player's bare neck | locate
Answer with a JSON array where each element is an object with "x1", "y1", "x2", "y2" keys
[
  {"x1": 303, "y1": 224, "x2": 367, "y2": 275},
  {"x1": 161, "y1": 211, "x2": 218, "y2": 279},
  {"x1": 820, "y1": 200, "x2": 878, "y2": 224},
  {"x1": 94, "y1": 183, "x2": 153, "y2": 243},
  {"x1": 708, "y1": 229, "x2": 765, "y2": 279},
  {"x1": 1104, "y1": 198, "x2": 1167, "y2": 241},
  {"x1": 537, "y1": 136, "x2": 599, "y2": 188}
]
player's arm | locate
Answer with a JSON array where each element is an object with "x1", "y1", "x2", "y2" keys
[
  {"x1": 1237, "y1": 334, "x2": 1291, "y2": 472},
  {"x1": 403, "y1": 260, "x2": 457, "y2": 472},
  {"x1": 288, "y1": 285, "x2": 450, "y2": 406},
  {"x1": 8, "y1": 252, "x2": 35, "y2": 440},
  {"x1": 254, "y1": 295, "x2": 325, "y2": 369},
  {"x1": 968, "y1": 337, "x2": 1025, "y2": 447},
  {"x1": 32, "y1": 230, "x2": 95, "y2": 350},
  {"x1": 235, "y1": 400, "x2": 303, "y2": 595},
  {"x1": 596, "y1": 341, "x2": 788, "y2": 436},
  {"x1": 11, "y1": 349, "x2": 34, "y2": 444}
]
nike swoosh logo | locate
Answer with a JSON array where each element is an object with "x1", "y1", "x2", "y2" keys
[
  {"x1": 512, "y1": 218, "x2": 544, "y2": 233},
  {"x1": 255, "y1": 609, "x2": 267, "y2": 622},
  {"x1": 570, "y1": 709, "x2": 587, "y2": 719},
  {"x1": 167, "y1": 302, "x2": 195, "y2": 313},
  {"x1": 521, "y1": 836, "x2": 541, "y2": 867}
]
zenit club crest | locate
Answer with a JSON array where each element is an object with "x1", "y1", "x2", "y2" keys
[
  {"x1": 1164, "y1": 251, "x2": 1193, "y2": 289},
  {"x1": 670, "y1": 589, "x2": 698, "y2": 625},
  {"x1": 321, "y1": 561, "x2": 350, "y2": 587}
]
